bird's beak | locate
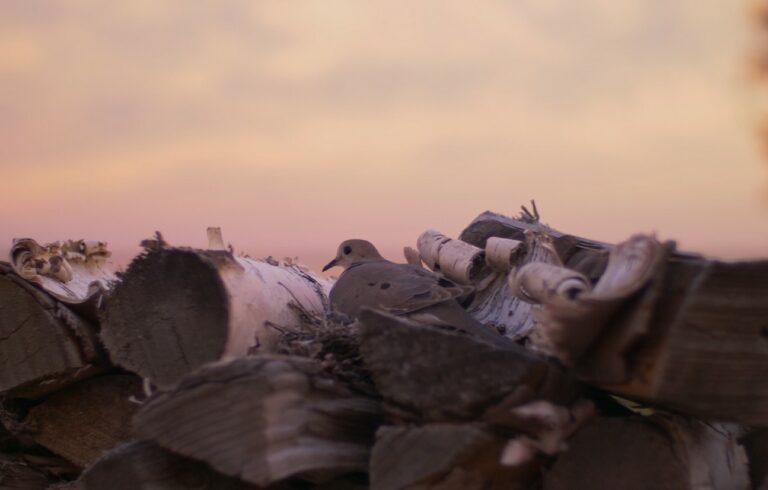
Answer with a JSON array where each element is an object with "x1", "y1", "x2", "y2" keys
[{"x1": 322, "y1": 258, "x2": 339, "y2": 272}]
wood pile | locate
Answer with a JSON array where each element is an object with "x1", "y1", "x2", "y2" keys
[{"x1": 0, "y1": 213, "x2": 765, "y2": 489}]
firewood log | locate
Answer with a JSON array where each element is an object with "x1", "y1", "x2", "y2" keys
[
  {"x1": 21, "y1": 375, "x2": 142, "y2": 468},
  {"x1": 463, "y1": 211, "x2": 768, "y2": 426},
  {"x1": 100, "y1": 246, "x2": 332, "y2": 388},
  {"x1": 0, "y1": 452, "x2": 57, "y2": 489},
  {"x1": 370, "y1": 424, "x2": 536, "y2": 490},
  {"x1": 356, "y1": 309, "x2": 581, "y2": 422},
  {"x1": 133, "y1": 356, "x2": 381, "y2": 487},
  {"x1": 542, "y1": 415, "x2": 749, "y2": 490},
  {"x1": 0, "y1": 263, "x2": 103, "y2": 398},
  {"x1": 77, "y1": 441, "x2": 265, "y2": 490}
]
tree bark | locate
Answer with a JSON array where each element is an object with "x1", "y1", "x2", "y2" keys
[{"x1": 99, "y1": 247, "x2": 332, "y2": 388}]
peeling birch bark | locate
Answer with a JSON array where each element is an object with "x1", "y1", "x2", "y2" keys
[
  {"x1": 485, "y1": 237, "x2": 525, "y2": 273},
  {"x1": 9, "y1": 238, "x2": 117, "y2": 316},
  {"x1": 100, "y1": 242, "x2": 333, "y2": 388},
  {"x1": 471, "y1": 229, "x2": 581, "y2": 340},
  {"x1": 416, "y1": 230, "x2": 488, "y2": 285},
  {"x1": 511, "y1": 235, "x2": 669, "y2": 368}
]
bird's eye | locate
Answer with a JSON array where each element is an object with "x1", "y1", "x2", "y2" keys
[{"x1": 343, "y1": 245, "x2": 352, "y2": 255}]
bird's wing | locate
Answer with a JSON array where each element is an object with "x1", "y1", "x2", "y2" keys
[{"x1": 330, "y1": 261, "x2": 472, "y2": 316}]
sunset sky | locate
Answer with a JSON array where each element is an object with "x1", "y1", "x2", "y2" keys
[{"x1": 1, "y1": 1, "x2": 766, "y2": 271}]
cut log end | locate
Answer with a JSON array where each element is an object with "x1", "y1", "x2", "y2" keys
[{"x1": 100, "y1": 249, "x2": 231, "y2": 388}]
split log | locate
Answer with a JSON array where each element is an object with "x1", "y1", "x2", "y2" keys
[
  {"x1": 356, "y1": 309, "x2": 581, "y2": 422},
  {"x1": 77, "y1": 441, "x2": 265, "y2": 490},
  {"x1": 542, "y1": 416, "x2": 749, "y2": 490},
  {"x1": 100, "y1": 246, "x2": 332, "y2": 388},
  {"x1": 0, "y1": 452, "x2": 57, "y2": 489},
  {"x1": 599, "y1": 257, "x2": 768, "y2": 425},
  {"x1": 463, "y1": 211, "x2": 768, "y2": 426},
  {"x1": 134, "y1": 356, "x2": 382, "y2": 487},
  {"x1": 370, "y1": 425, "x2": 535, "y2": 490},
  {"x1": 0, "y1": 263, "x2": 103, "y2": 398},
  {"x1": 21, "y1": 375, "x2": 142, "y2": 467}
]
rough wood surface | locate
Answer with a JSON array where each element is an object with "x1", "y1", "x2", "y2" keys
[
  {"x1": 22, "y1": 375, "x2": 142, "y2": 467},
  {"x1": 0, "y1": 452, "x2": 57, "y2": 489},
  {"x1": 600, "y1": 257, "x2": 768, "y2": 425},
  {"x1": 543, "y1": 416, "x2": 749, "y2": 490},
  {"x1": 0, "y1": 264, "x2": 102, "y2": 398},
  {"x1": 100, "y1": 248, "x2": 332, "y2": 388},
  {"x1": 371, "y1": 425, "x2": 533, "y2": 490},
  {"x1": 78, "y1": 441, "x2": 265, "y2": 490},
  {"x1": 357, "y1": 309, "x2": 580, "y2": 422},
  {"x1": 134, "y1": 356, "x2": 381, "y2": 487},
  {"x1": 512, "y1": 235, "x2": 670, "y2": 373}
]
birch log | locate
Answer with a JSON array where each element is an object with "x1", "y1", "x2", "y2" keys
[
  {"x1": 417, "y1": 225, "x2": 599, "y2": 339},
  {"x1": 100, "y1": 245, "x2": 333, "y2": 388},
  {"x1": 0, "y1": 263, "x2": 103, "y2": 398}
]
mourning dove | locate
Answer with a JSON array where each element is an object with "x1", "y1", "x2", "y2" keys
[{"x1": 323, "y1": 239, "x2": 505, "y2": 345}]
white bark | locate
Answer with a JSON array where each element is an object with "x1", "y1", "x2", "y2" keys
[
  {"x1": 416, "y1": 230, "x2": 487, "y2": 284},
  {"x1": 10, "y1": 238, "x2": 116, "y2": 305}
]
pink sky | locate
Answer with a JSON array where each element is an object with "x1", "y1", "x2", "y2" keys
[{"x1": 1, "y1": 1, "x2": 766, "y2": 272}]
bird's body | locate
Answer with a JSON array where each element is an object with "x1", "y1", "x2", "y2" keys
[{"x1": 323, "y1": 239, "x2": 505, "y2": 345}]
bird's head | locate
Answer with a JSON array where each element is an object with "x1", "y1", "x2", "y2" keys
[{"x1": 322, "y1": 239, "x2": 384, "y2": 272}]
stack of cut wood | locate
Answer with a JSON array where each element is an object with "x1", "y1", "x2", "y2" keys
[{"x1": 0, "y1": 214, "x2": 765, "y2": 489}]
